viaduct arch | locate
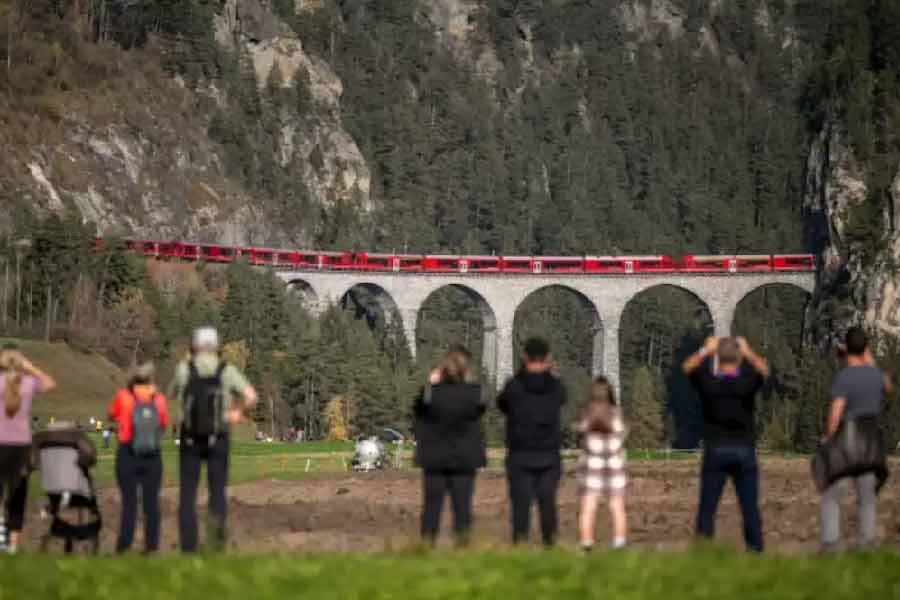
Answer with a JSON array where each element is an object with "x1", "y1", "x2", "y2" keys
[{"x1": 276, "y1": 271, "x2": 815, "y2": 396}]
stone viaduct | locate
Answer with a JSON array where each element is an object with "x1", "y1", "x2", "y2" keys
[{"x1": 274, "y1": 270, "x2": 816, "y2": 394}]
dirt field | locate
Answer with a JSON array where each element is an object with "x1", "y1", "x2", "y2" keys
[{"x1": 26, "y1": 457, "x2": 900, "y2": 553}]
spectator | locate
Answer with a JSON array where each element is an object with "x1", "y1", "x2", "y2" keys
[
  {"x1": 576, "y1": 377, "x2": 628, "y2": 551},
  {"x1": 108, "y1": 362, "x2": 169, "y2": 553},
  {"x1": 0, "y1": 350, "x2": 57, "y2": 554},
  {"x1": 498, "y1": 337, "x2": 566, "y2": 547},
  {"x1": 682, "y1": 336, "x2": 769, "y2": 552},
  {"x1": 414, "y1": 347, "x2": 486, "y2": 547},
  {"x1": 817, "y1": 327, "x2": 893, "y2": 552},
  {"x1": 169, "y1": 326, "x2": 257, "y2": 552}
]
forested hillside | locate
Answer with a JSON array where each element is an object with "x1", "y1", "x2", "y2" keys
[{"x1": 1, "y1": 0, "x2": 899, "y2": 451}]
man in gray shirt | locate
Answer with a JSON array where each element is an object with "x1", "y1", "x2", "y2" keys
[{"x1": 820, "y1": 327, "x2": 894, "y2": 551}]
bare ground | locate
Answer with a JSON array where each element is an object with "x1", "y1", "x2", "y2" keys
[{"x1": 24, "y1": 458, "x2": 900, "y2": 553}]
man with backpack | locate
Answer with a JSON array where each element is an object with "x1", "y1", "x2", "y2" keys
[
  {"x1": 108, "y1": 362, "x2": 169, "y2": 553},
  {"x1": 169, "y1": 327, "x2": 257, "y2": 552},
  {"x1": 498, "y1": 338, "x2": 567, "y2": 547}
]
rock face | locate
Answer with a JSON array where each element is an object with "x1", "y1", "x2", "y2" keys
[
  {"x1": 12, "y1": 0, "x2": 369, "y2": 246},
  {"x1": 803, "y1": 114, "x2": 900, "y2": 344}
]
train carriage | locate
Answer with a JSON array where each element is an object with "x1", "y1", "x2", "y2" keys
[
  {"x1": 534, "y1": 257, "x2": 585, "y2": 274},
  {"x1": 423, "y1": 255, "x2": 463, "y2": 272},
  {"x1": 772, "y1": 254, "x2": 815, "y2": 271},
  {"x1": 500, "y1": 256, "x2": 535, "y2": 273},
  {"x1": 200, "y1": 245, "x2": 236, "y2": 263}
]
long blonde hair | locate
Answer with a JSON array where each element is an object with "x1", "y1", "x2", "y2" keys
[
  {"x1": 0, "y1": 352, "x2": 24, "y2": 418},
  {"x1": 580, "y1": 376, "x2": 618, "y2": 434}
]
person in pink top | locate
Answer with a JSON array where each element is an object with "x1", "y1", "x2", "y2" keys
[{"x1": 0, "y1": 349, "x2": 56, "y2": 553}]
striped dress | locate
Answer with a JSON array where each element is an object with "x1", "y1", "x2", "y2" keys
[{"x1": 576, "y1": 410, "x2": 627, "y2": 496}]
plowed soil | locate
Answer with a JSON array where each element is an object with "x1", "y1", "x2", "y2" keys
[{"x1": 25, "y1": 458, "x2": 900, "y2": 553}]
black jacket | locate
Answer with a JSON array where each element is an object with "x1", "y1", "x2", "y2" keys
[
  {"x1": 498, "y1": 371, "x2": 566, "y2": 467},
  {"x1": 414, "y1": 383, "x2": 486, "y2": 471},
  {"x1": 812, "y1": 416, "x2": 889, "y2": 493}
]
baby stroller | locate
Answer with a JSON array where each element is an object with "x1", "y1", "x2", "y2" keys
[{"x1": 32, "y1": 424, "x2": 102, "y2": 553}]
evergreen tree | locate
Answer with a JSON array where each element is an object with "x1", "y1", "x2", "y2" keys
[{"x1": 627, "y1": 367, "x2": 667, "y2": 450}]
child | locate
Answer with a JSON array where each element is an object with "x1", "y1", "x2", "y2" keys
[{"x1": 576, "y1": 376, "x2": 627, "y2": 551}]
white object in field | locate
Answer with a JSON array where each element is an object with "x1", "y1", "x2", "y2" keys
[{"x1": 352, "y1": 437, "x2": 385, "y2": 472}]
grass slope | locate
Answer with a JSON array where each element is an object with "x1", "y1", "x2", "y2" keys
[
  {"x1": 0, "y1": 338, "x2": 125, "y2": 422},
  {"x1": 2, "y1": 550, "x2": 898, "y2": 600}
]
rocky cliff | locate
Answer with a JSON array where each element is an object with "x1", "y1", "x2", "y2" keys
[
  {"x1": 804, "y1": 116, "x2": 900, "y2": 344},
  {"x1": 3, "y1": 0, "x2": 369, "y2": 247}
]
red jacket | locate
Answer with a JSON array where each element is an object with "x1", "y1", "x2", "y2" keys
[{"x1": 108, "y1": 385, "x2": 169, "y2": 444}]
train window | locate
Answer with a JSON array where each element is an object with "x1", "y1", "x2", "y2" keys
[
  {"x1": 468, "y1": 258, "x2": 499, "y2": 270},
  {"x1": 503, "y1": 259, "x2": 531, "y2": 270}
]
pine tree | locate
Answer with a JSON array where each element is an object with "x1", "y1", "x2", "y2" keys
[{"x1": 627, "y1": 366, "x2": 667, "y2": 450}]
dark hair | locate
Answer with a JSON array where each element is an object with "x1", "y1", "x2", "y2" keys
[
  {"x1": 845, "y1": 327, "x2": 868, "y2": 356},
  {"x1": 580, "y1": 376, "x2": 618, "y2": 434},
  {"x1": 439, "y1": 347, "x2": 471, "y2": 384},
  {"x1": 717, "y1": 337, "x2": 740, "y2": 364},
  {"x1": 524, "y1": 337, "x2": 549, "y2": 361}
]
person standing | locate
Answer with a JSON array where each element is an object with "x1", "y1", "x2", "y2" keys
[
  {"x1": 576, "y1": 377, "x2": 628, "y2": 551},
  {"x1": 414, "y1": 348, "x2": 486, "y2": 547},
  {"x1": 682, "y1": 336, "x2": 769, "y2": 552},
  {"x1": 0, "y1": 350, "x2": 56, "y2": 554},
  {"x1": 817, "y1": 327, "x2": 892, "y2": 552},
  {"x1": 169, "y1": 327, "x2": 257, "y2": 552},
  {"x1": 498, "y1": 338, "x2": 566, "y2": 547},
  {"x1": 108, "y1": 362, "x2": 169, "y2": 553}
]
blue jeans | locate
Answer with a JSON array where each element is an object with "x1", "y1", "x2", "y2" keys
[
  {"x1": 115, "y1": 445, "x2": 162, "y2": 552},
  {"x1": 696, "y1": 444, "x2": 763, "y2": 552}
]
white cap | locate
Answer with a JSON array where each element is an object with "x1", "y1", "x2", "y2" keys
[{"x1": 192, "y1": 326, "x2": 219, "y2": 351}]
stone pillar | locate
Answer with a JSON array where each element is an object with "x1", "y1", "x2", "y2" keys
[
  {"x1": 591, "y1": 321, "x2": 604, "y2": 378},
  {"x1": 598, "y1": 306, "x2": 624, "y2": 400},
  {"x1": 494, "y1": 323, "x2": 515, "y2": 387},
  {"x1": 398, "y1": 308, "x2": 419, "y2": 360},
  {"x1": 482, "y1": 325, "x2": 498, "y2": 388},
  {"x1": 709, "y1": 303, "x2": 736, "y2": 338},
  {"x1": 602, "y1": 321, "x2": 621, "y2": 400}
]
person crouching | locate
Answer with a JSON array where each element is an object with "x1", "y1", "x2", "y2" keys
[
  {"x1": 576, "y1": 377, "x2": 628, "y2": 551},
  {"x1": 414, "y1": 347, "x2": 486, "y2": 547},
  {"x1": 108, "y1": 362, "x2": 169, "y2": 553}
]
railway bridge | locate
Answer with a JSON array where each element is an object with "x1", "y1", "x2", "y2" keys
[{"x1": 273, "y1": 270, "x2": 816, "y2": 393}]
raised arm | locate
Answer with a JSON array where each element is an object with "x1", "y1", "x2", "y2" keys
[
  {"x1": 15, "y1": 353, "x2": 56, "y2": 393},
  {"x1": 736, "y1": 337, "x2": 770, "y2": 379},
  {"x1": 683, "y1": 337, "x2": 718, "y2": 375},
  {"x1": 864, "y1": 348, "x2": 896, "y2": 396}
]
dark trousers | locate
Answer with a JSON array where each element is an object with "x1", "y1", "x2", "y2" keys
[
  {"x1": 0, "y1": 444, "x2": 30, "y2": 531},
  {"x1": 421, "y1": 469, "x2": 476, "y2": 544},
  {"x1": 507, "y1": 461, "x2": 561, "y2": 546},
  {"x1": 696, "y1": 444, "x2": 763, "y2": 552},
  {"x1": 179, "y1": 435, "x2": 229, "y2": 552},
  {"x1": 115, "y1": 444, "x2": 163, "y2": 552}
]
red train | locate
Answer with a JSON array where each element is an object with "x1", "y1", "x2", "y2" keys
[{"x1": 117, "y1": 240, "x2": 815, "y2": 274}]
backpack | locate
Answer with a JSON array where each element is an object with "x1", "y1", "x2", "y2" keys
[
  {"x1": 131, "y1": 392, "x2": 162, "y2": 456},
  {"x1": 183, "y1": 361, "x2": 227, "y2": 440}
]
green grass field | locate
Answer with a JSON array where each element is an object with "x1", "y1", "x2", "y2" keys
[
  {"x1": 1, "y1": 548, "x2": 898, "y2": 600},
  {"x1": 58, "y1": 438, "x2": 358, "y2": 488}
]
